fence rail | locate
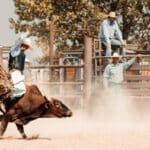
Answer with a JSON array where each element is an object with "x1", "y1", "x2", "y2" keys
[
  {"x1": 24, "y1": 60, "x2": 85, "y2": 108},
  {"x1": 1, "y1": 39, "x2": 150, "y2": 106},
  {"x1": 125, "y1": 75, "x2": 150, "y2": 81},
  {"x1": 27, "y1": 81, "x2": 84, "y2": 85},
  {"x1": 93, "y1": 55, "x2": 150, "y2": 59},
  {"x1": 29, "y1": 65, "x2": 84, "y2": 69}
]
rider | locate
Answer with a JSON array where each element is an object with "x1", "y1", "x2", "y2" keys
[{"x1": 0, "y1": 33, "x2": 32, "y2": 112}]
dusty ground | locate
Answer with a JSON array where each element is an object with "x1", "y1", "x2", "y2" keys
[
  {"x1": 1, "y1": 112, "x2": 150, "y2": 150},
  {"x1": 1, "y1": 87, "x2": 150, "y2": 150}
]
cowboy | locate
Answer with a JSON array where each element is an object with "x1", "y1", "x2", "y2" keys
[
  {"x1": 99, "y1": 11, "x2": 126, "y2": 56},
  {"x1": 0, "y1": 34, "x2": 32, "y2": 112},
  {"x1": 103, "y1": 53, "x2": 141, "y2": 88},
  {"x1": 9, "y1": 35, "x2": 32, "y2": 96}
]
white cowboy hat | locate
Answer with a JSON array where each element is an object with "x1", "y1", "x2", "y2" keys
[
  {"x1": 112, "y1": 52, "x2": 120, "y2": 58},
  {"x1": 22, "y1": 38, "x2": 32, "y2": 49},
  {"x1": 108, "y1": 11, "x2": 116, "y2": 18}
]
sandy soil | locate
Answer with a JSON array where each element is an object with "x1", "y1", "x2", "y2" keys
[
  {"x1": 1, "y1": 113, "x2": 150, "y2": 150},
  {"x1": 1, "y1": 87, "x2": 150, "y2": 150}
]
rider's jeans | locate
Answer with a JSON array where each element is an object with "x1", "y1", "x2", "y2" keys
[{"x1": 10, "y1": 70, "x2": 26, "y2": 98}]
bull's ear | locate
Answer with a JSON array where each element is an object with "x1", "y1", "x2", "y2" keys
[{"x1": 44, "y1": 96, "x2": 49, "y2": 102}]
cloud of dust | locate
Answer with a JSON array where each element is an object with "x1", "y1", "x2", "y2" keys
[
  {"x1": 32, "y1": 81, "x2": 150, "y2": 135},
  {"x1": 83, "y1": 82, "x2": 150, "y2": 131}
]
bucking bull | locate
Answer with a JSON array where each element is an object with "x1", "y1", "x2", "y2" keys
[{"x1": 0, "y1": 65, "x2": 72, "y2": 138}]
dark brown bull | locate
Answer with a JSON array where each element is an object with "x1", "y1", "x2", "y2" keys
[{"x1": 0, "y1": 85, "x2": 72, "y2": 138}]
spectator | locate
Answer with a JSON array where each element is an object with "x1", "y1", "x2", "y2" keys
[
  {"x1": 103, "y1": 52, "x2": 141, "y2": 88},
  {"x1": 99, "y1": 11, "x2": 126, "y2": 56}
]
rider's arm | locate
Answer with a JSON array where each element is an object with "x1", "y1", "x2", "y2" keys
[{"x1": 10, "y1": 32, "x2": 29, "y2": 57}]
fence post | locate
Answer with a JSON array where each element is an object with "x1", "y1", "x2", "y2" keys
[
  {"x1": 59, "y1": 58, "x2": 64, "y2": 96},
  {"x1": 83, "y1": 36, "x2": 92, "y2": 108},
  {"x1": 49, "y1": 22, "x2": 54, "y2": 80},
  {"x1": 49, "y1": 22, "x2": 54, "y2": 65}
]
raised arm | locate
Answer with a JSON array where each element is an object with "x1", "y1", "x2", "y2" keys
[
  {"x1": 10, "y1": 32, "x2": 29, "y2": 57},
  {"x1": 123, "y1": 55, "x2": 142, "y2": 70},
  {"x1": 123, "y1": 58, "x2": 136, "y2": 70}
]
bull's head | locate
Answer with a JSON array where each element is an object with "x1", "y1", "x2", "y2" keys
[{"x1": 43, "y1": 98, "x2": 72, "y2": 118}]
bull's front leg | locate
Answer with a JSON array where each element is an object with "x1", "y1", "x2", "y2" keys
[
  {"x1": 0, "y1": 115, "x2": 10, "y2": 137},
  {"x1": 15, "y1": 124, "x2": 27, "y2": 139}
]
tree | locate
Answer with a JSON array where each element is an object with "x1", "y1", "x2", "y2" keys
[
  {"x1": 11, "y1": 0, "x2": 149, "y2": 62},
  {"x1": 10, "y1": 0, "x2": 104, "y2": 58},
  {"x1": 91, "y1": 0, "x2": 150, "y2": 50}
]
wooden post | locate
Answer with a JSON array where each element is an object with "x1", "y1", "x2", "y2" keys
[
  {"x1": 59, "y1": 58, "x2": 64, "y2": 96},
  {"x1": 83, "y1": 36, "x2": 92, "y2": 108},
  {"x1": 49, "y1": 22, "x2": 54, "y2": 80},
  {"x1": 49, "y1": 22, "x2": 54, "y2": 65}
]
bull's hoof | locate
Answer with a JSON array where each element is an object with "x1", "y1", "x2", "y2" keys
[{"x1": 22, "y1": 134, "x2": 27, "y2": 139}]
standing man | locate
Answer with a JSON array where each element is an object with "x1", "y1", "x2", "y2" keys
[
  {"x1": 103, "y1": 53, "x2": 141, "y2": 88},
  {"x1": 99, "y1": 11, "x2": 126, "y2": 57}
]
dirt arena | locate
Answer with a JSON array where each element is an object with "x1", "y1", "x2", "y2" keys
[
  {"x1": 1, "y1": 88, "x2": 150, "y2": 150},
  {"x1": 1, "y1": 110, "x2": 150, "y2": 150}
]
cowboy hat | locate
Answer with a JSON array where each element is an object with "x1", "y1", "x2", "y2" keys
[
  {"x1": 108, "y1": 11, "x2": 116, "y2": 18},
  {"x1": 112, "y1": 52, "x2": 120, "y2": 58},
  {"x1": 22, "y1": 38, "x2": 32, "y2": 49}
]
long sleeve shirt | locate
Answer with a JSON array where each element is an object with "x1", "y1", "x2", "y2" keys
[
  {"x1": 103, "y1": 58, "x2": 136, "y2": 87},
  {"x1": 99, "y1": 19, "x2": 123, "y2": 45}
]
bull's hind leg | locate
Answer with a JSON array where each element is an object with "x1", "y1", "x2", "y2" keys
[{"x1": 15, "y1": 124, "x2": 27, "y2": 139}]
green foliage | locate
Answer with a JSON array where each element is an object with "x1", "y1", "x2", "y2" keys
[
  {"x1": 91, "y1": 0, "x2": 150, "y2": 50},
  {"x1": 10, "y1": 0, "x2": 149, "y2": 63},
  {"x1": 10, "y1": 0, "x2": 104, "y2": 54}
]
